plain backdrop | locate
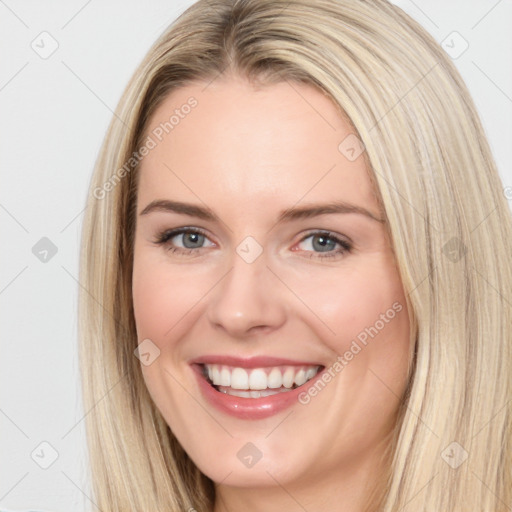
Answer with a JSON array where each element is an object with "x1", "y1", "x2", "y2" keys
[{"x1": 1, "y1": 1, "x2": 511, "y2": 510}]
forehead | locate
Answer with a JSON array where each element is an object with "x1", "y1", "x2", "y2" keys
[{"x1": 137, "y1": 76, "x2": 379, "y2": 219}]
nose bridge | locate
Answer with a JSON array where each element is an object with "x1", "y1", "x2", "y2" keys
[{"x1": 206, "y1": 241, "x2": 286, "y2": 336}]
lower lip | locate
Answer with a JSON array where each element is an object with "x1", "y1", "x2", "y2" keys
[{"x1": 193, "y1": 365, "x2": 320, "y2": 420}]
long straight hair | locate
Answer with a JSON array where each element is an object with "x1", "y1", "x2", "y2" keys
[{"x1": 78, "y1": 0, "x2": 512, "y2": 510}]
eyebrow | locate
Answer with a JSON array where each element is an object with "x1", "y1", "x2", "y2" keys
[{"x1": 139, "y1": 199, "x2": 385, "y2": 224}]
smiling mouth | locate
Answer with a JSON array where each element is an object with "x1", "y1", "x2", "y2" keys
[{"x1": 200, "y1": 363, "x2": 323, "y2": 398}]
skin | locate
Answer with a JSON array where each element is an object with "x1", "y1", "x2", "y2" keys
[{"x1": 132, "y1": 74, "x2": 412, "y2": 512}]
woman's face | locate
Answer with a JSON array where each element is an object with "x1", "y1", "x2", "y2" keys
[{"x1": 132, "y1": 75, "x2": 411, "y2": 493}]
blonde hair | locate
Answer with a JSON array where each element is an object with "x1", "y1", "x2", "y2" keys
[{"x1": 78, "y1": 0, "x2": 512, "y2": 510}]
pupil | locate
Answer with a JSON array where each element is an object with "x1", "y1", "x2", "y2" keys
[
  {"x1": 313, "y1": 235, "x2": 334, "y2": 252},
  {"x1": 184, "y1": 233, "x2": 203, "y2": 248}
]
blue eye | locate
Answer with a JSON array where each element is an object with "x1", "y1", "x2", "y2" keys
[
  {"x1": 153, "y1": 228, "x2": 352, "y2": 259},
  {"x1": 173, "y1": 231, "x2": 206, "y2": 249},
  {"x1": 154, "y1": 227, "x2": 214, "y2": 255},
  {"x1": 296, "y1": 231, "x2": 352, "y2": 259}
]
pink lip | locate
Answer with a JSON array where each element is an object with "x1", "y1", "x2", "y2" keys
[
  {"x1": 190, "y1": 355, "x2": 323, "y2": 368},
  {"x1": 190, "y1": 356, "x2": 325, "y2": 420}
]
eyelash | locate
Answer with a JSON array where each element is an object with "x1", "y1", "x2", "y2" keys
[{"x1": 153, "y1": 227, "x2": 352, "y2": 259}]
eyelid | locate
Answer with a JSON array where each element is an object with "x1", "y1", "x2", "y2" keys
[
  {"x1": 154, "y1": 226, "x2": 214, "y2": 245},
  {"x1": 297, "y1": 229, "x2": 352, "y2": 246}
]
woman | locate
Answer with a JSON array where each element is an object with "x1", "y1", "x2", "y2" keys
[{"x1": 79, "y1": 0, "x2": 512, "y2": 510}]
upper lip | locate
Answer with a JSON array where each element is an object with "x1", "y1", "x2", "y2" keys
[{"x1": 190, "y1": 355, "x2": 324, "y2": 368}]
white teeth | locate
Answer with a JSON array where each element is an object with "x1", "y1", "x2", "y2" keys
[
  {"x1": 248, "y1": 369, "x2": 267, "y2": 390},
  {"x1": 218, "y1": 387, "x2": 287, "y2": 398},
  {"x1": 267, "y1": 367, "x2": 282, "y2": 388},
  {"x1": 220, "y1": 367, "x2": 231, "y2": 386},
  {"x1": 231, "y1": 368, "x2": 249, "y2": 389},
  {"x1": 226, "y1": 388, "x2": 250, "y2": 397},
  {"x1": 204, "y1": 363, "x2": 321, "y2": 395},
  {"x1": 212, "y1": 366, "x2": 220, "y2": 383},
  {"x1": 294, "y1": 369, "x2": 307, "y2": 387},
  {"x1": 306, "y1": 367, "x2": 317, "y2": 380},
  {"x1": 282, "y1": 368, "x2": 295, "y2": 388}
]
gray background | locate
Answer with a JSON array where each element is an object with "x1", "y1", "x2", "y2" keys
[{"x1": 1, "y1": 1, "x2": 511, "y2": 510}]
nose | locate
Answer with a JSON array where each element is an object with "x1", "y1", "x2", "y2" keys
[{"x1": 206, "y1": 249, "x2": 287, "y2": 338}]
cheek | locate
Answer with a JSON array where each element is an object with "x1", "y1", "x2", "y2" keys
[
  {"x1": 131, "y1": 254, "x2": 211, "y2": 343},
  {"x1": 132, "y1": 267, "x2": 171, "y2": 343},
  {"x1": 288, "y1": 259, "x2": 407, "y2": 350},
  {"x1": 131, "y1": 256, "x2": 207, "y2": 436},
  {"x1": 291, "y1": 258, "x2": 412, "y2": 403}
]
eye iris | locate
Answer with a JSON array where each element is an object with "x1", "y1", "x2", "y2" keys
[
  {"x1": 182, "y1": 232, "x2": 204, "y2": 249},
  {"x1": 312, "y1": 235, "x2": 335, "y2": 252}
]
